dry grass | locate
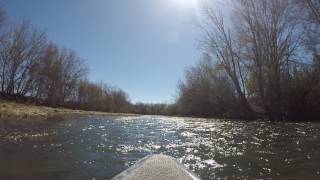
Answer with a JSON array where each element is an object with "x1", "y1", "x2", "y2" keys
[{"x1": 0, "y1": 100, "x2": 137, "y2": 120}]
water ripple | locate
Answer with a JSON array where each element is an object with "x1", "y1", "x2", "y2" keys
[{"x1": 1, "y1": 116, "x2": 320, "y2": 180}]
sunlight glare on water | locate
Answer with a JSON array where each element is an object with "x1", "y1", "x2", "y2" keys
[{"x1": 1, "y1": 116, "x2": 320, "y2": 179}]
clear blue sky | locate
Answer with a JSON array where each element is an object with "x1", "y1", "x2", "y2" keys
[{"x1": 3, "y1": 0, "x2": 208, "y2": 103}]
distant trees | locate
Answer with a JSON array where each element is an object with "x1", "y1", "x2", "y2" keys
[
  {"x1": 133, "y1": 102, "x2": 177, "y2": 116},
  {"x1": 177, "y1": 0, "x2": 320, "y2": 120},
  {"x1": 77, "y1": 80, "x2": 131, "y2": 112}
]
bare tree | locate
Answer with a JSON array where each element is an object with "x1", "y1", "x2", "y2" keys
[
  {"x1": 0, "y1": 6, "x2": 7, "y2": 93},
  {"x1": 33, "y1": 44, "x2": 87, "y2": 106},
  {"x1": 177, "y1": 56, "x2": 239, "y2": 117},
  {"x1": 59, "y1": 48, "x2": 88, "y2": 103},
  {"x1": 295, "y1": 0, "x2": 320, "y2": 24},
  {"x1": 232, "y1": 0, "x2": 306, "y2": 119},
  {"x1": 201, "y1": 8, "x2": 254, "y2": 116},
  {"x1": 0, "y1": 20, "x2": 47, "y2": 96}
]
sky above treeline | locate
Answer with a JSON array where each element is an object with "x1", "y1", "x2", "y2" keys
[{"x1": 3, "y1": 0, "x2": 224, "y2": 103}]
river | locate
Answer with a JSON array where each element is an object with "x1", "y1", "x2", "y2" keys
[{"x1": 0, "y1": 115, "x2": 320, "y2": 179}]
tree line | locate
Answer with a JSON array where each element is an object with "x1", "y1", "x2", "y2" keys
[
  {"x1": 133, "y1": 102, "x2": 178, "y2": 116},
  {"x1": 1, "y1": 1, "x2": 319, "y2": 121},
  {"x1": 176, "y1": 0, "x2": 320, "y2": 121},
  {"x1": 0, "y1": 6, "x2": 131, "y2": 113}
]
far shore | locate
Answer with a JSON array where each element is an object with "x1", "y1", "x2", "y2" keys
[{"x1": 0, "y1": 100, "x2": 138, "y2": 120}]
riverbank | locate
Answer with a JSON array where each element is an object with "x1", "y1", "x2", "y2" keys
[{"x1": 0, "y1": 100, "x2": 137, "y2": 120}]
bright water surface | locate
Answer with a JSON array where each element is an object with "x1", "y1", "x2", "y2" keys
[{"x1": 1, "y1": 115, "x2": 320, "y2": 180}]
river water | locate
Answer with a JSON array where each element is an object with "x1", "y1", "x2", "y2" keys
[{"x1": 0, "y1": 115, "x2": 320, "y2": 180}]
